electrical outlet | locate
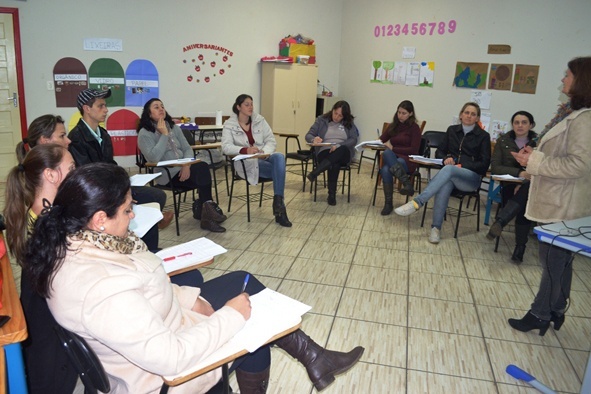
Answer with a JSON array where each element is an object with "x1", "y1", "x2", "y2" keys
[{"x1": 47, "y1": 81, "x2": 54, "y2": 91}]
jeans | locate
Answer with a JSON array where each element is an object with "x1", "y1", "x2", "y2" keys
[
  {"x1": 531, "y1": 243, "x2": 573, "y2": 320},
  {"x1": 379, "y1": 149, "x2": 408, "y2": 185},
  {"x1": 258, "y1": 152, "x2": 286, "y2": 196},
  {"x1": 415, "y1": 165, "x2": 481, "y2": 229}
]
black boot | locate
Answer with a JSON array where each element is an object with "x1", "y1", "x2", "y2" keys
[
  {"x1": 381, "y1": 182, "x2": 394, "y2": 215},
  {"x1": 511, "y1": 224, "x2": 529, "y2": 263},
  {"x1": 551, "y1": 311, "x2": 565, "y2": 331},
  {"x1": 389, "y1": 162, "x2": 414, "y2": 196},
  {"x1": 236, "y1": 366, "x2": 269, "y2": 394},
  {"x1": 200, "y1": 201, "x2": 226, "y2": 232},
  {"x1": 327, "y1": 181, "x2": 337, "y2": 206},
  {"x1": 486, "y1": 199, "x2": 522, "y2": 240},
  {"x1": 508, "y1": 311, "x2": 550, "y2": 336},
  {"x1": 272, "y1": 195, "x2": 292, "y2": 227},
  {"x1": 307, "y1": 159, "x2": 332, "y2": 183},
  {"x1": 193, "y1": 199, "x2": 227, "y2": 222},
  {"x1": 274, "y1": 329, "x2": 364, "y2": 391}
]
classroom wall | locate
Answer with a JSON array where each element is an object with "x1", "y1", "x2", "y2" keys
[
  {"x1": 338, "y1": 0, "x2": 591, "y2": 142},
  {"x1": 6, "y1": 0, "x2": 343, "y2": 127}
]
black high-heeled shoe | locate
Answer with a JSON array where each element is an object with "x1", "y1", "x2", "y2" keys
[
  {"x1": 551, "y1": 311, "x2": 565, "y2": 331},
  {"x1": 508, "y1": 311, "x2": 550, "y2": 336}
]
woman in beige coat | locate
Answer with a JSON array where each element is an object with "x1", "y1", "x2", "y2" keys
[
  {"x1": 508, "y1": 56, "x2": 591, "y2": 336},
  {"x1": 25, "y1": 163, "x2": 363, "y2": 393}
]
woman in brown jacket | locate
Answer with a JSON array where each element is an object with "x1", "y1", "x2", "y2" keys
[{"x1": 508, "y1": 56, "x2": 591, "y2": 335}]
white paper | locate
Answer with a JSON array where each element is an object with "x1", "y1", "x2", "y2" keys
[
  {"x1": 156, "y1": 158, "x2": 196, "y2": 166},
  {"x1": 215, "y1": 110, "x2": 223, "y2": 126},
  {"x1": 492, "y1": 174, "x2": 525, "y2": 181},
  {"x1": 129, "y1": 173, "x2": 162, "y2": 187},
  {"x1": 402, "y1": 47, "x2": 416, "y2": 59},
  {"x1": 471, "y1": 90, "x2": 492, "y2": 110},
  {"x1": 232, "y1": 154, "x2": 266, "y2": 161},
  {"x1": 355, "y1": 139, "x2": 385, "y2": 152},
  {"x1": 128, "y1": 205, "x2": 163, "y2": 238},
  {"x1": 163, "y1": 288, "x2": 311, "y2": 381},
  {"x1": 156, "y1": 237, "x2": 227, "y2": 274},
  {"x1": 409, "y1": 155, "x2": 443, "y2": 165}
]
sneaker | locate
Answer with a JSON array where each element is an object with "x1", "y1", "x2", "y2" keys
[
  {"x1": 429, "y1": 227, "x2": 441, "y2": 244},
  {"x1": 394, "y1": 200, "x2": 418, "y2": 216}
]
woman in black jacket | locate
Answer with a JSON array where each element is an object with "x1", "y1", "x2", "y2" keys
[
  {"x1": 486, "y1": 111, "x2": 537, "y2": 262},
  {"x1": 395, "y1": 102, "x2": 491, "y2": 244}
]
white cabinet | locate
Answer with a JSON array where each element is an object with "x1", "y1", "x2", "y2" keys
[{"x1": 260, "y1": 63, "x2": 318, "y2": 139}]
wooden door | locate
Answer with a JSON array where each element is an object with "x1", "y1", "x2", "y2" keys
[
  {"x1": 0, "y1": 12, "x2": 23, "y2": 180},
  {"x1": 294, "y1": 65, "x2": 318, "y2": 136}
]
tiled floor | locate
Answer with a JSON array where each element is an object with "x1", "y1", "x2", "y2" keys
[{"x1": 4, "y1": 162, "x2": 590, "y2": 393}]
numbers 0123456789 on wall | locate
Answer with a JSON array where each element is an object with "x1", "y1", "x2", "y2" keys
[{"x1": 374, "y1": 20, "x2": 457, "y2": 38}]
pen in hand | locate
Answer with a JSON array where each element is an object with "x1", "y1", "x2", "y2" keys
[{"x1": 241, "y1": 273, "x2": 250, "y2": 293}]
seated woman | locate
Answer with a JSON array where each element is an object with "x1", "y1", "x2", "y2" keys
[
  {"x1": 487, "y1": 111, "x2": 538, "y2": 262},
  {"x1": 305, "y1": 101, "x2": 359, "y2": 206},
  {"x1": 24, "y1": 163, "x2": 364, "y2": 393},
  {"x1": 4, "y1": 144, "x2": 78, "y2": 393},
  {"x1": 15, "y1": 114, "x2": 71, "y2": 162},
  {"x1": 221, "y1": 94, "x2": 291, "y2": 227},
  {"x1": 137, "y1": 98, "x2": 227, "y2": 233},
  {"x1": 394, "y1": 102, "x2": 491, "y2": 244},
  {"x1": 378, "y1": 100, "x2": 422, "y2": 215}
]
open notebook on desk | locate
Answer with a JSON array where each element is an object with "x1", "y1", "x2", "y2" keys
[
  {"x1": 156, "y1": 237, "x2": 227, "y2": 274},
  {"x1": 355, "y1": 139, "x2": 384, "y2": 151},
  {"x1": 409, "y1": 155, "x2": 443, "y2": 165},
  {"x1": 129, "y1": 204, "x2": 163, "y2": 238},
  {"x1": 130, "y1": 173, "x2": 162, "y2": 186},
  {"x1": 163, "y1": 288, "x2": 311, "y2": 382}
]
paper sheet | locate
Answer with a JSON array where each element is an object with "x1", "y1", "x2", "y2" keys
[
  {"x1": 156, "y1": 238, "x2": 227, "y2": 274},
  {"x1": 355, "y1": 140, "x2": 385, "y2": 152},
  {"x1": 163, "y1": 288, "x2": 311, "y2": 381},
  {"x1": 492, "y1": 174, "x2": 525, "y2": 181},
  {"x1": 409, "y1": 155, "x2": 443, "y2": 165},
  {"x1": 157, "y1": 158, "x2": 197, "y2": 166},
  {"x1": 129, "y1": 173, "x2": 162, "y2": 186},
  {"x1": 128, "y1": 205, "x2": 163, "y2": 238}
]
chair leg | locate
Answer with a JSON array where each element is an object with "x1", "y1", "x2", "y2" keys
[
  {"x1": 246, "y1": 182, "x2": 251, "y2": 222},
  {"x1": 357, "y1": 154, "x2": 363, "y2": 174},
  {"x1": 476, "y1": 195, "x2": 481, "y2": 232},
  {"x1": 347, "y1": 167, "x2": 351, "y2": 203},
  {"x1": 211, "y1": 167, "x2": 219, "y2": 202},
  {"x1": 454, "y1": 197, "x2": 464, "y2": 238},
  {"x1": 372, "y1": 172, "x2": 380, "y2": 206},
  {"x1": 228, "y1": 175, "x2": 235, "y2": 212},
  {"x1": 421, "y1": 201, "x2": 428, "y2": 228},
  {"x1": 259, "y1": 182, "x2": 264, "y2": 208},
  {"x1": 313, "y1": 177, "x2": 317, "y2": 202},
  {"x1": 172, "y1": 191, "x2": 180, "y2": 236}
]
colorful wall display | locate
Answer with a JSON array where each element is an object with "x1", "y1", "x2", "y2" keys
[
  {"x1": 453, "y1": 62, "x2": 488, "y2": 89},
  {"x1": 488, "y1": 63, "x2": 513, "y2": 91},
  {"x1": 105, "y1": 109, "x2": 139, "y2": 157},
  {"x1": 370, "y1": 60, "x2": 435, "y2": 87},
  {"x1": 88, "y1": 58, "x2": 125, "y2": 107},
  {"x1": 181, "y1": 43, "x2": 234, "y2": 85},
  {"x1": 125, "y1": 59, "x2": 159, "y2": 107},
  {"x1": 53, "y1": 57, "x2": 88, "y2": 107},
  {"x1": 512, "y1": 64, "x2": 539, "y2": 94}
]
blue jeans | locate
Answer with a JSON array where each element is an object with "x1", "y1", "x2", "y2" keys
[
  {"x1": 380, "y1": 150, "x2": 408, "y2": 185},
  {"x1": 415, "y1": 165, "x2": 481, "y2": 229},
  {"x1": 258, "y1": 152, "x2": 286, "y2": 196}
]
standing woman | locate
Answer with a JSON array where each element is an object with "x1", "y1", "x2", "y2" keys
[
  {"x1": 221, "y1": 94, "x2": 291, "y2": 227},
  {"x1": 394, "y1": 102, "x2": 490, "y2": 244},
  {"x1": 508, "y1": 56, "x2": 591, "y2": 335},
  {"x1": 487, "y1": 111, "x2": 538, "y2": 262},
  {"x1": 137, "y1": 98, "x2": 227, "y2": 232},
  {"x1": 305, "y1": 101, "x2": 359, "y2": 206},
  {"x1": 4, "y1": 144, "x2": 78, "y2": 393},
  {"x1": 378, "y1": 100, "x2": 422, "y2": 215}
]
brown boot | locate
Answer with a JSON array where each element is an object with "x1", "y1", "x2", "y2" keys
[
  {"x1": 274, "y1": 329, "x2": 364, "y2": 391},
  {"x1": 200, "y1": 201, "x2": 226, "y2": 232},
  {"x1": 158, "y1": 211, "x2": 174, "y2": 229},
  {"x1": 236, "y1": 366, "x2": 269, "y2": 394}
]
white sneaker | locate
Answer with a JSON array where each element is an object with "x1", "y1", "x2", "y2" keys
[
  {"x1": 429, "y1": 227, "x2": 441, "y2": 244},
  {"x1": 394, "y1": 200, "x2": 418, "y2": 216}
]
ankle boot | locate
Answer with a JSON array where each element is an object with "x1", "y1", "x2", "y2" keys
[
  {"x1": 551, "y1": 311, "x2": 565, "y2": 331},
  {"x1": 389, "y1": 162, "x2": 414, "y2": 196},
  {"x1": 272, "y1": 195, "x2": 292, "y2": 227},
  {"x1": 381, "y1": 182, "x2": 394, "y2": 215},
  {"x1": 327, "y1": 181, "x2": 337, "y2": 206},
  {"x1": 508, "y1": 311, "x2": 550, "y2": 336},
  {"x1": 511, "y1": 224, "x2": 530, "y2": 262},
  {"x1": 200, "y1": 201, "x2": 226, "y2": 232},
  {"x1": 193, "y1": 200, "x2": 227, "y2": 222},
  {"x1": 486, "y1": 199, "x2": 523, "y2": 239},
  {"x1": 274, "y1": 329, "x2": 364, "y2": 391},
  {"x1": 307, "y1": 159, "x2": 332, "y2": 183},
  {"x1": 236, "y1": 366, "x2": 269, "y2": 394}
]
